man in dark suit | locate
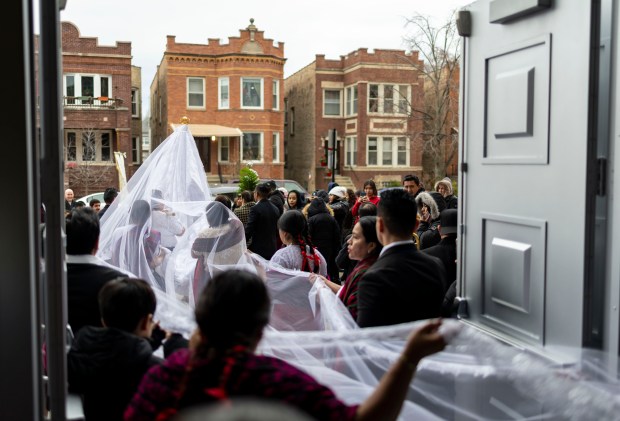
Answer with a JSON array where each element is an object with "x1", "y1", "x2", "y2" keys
[
  {"x1": 66, "y1": 207, "x2": 128, "y2": 334},
  {"x1": 357, "y1": 188, "x2": 446, "y2": 328},
  {"x1": 245, "y1": 182, "x2": 280, "y2": 260}
]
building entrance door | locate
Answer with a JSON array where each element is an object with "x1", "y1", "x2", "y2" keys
[{"x1": 195, "y1": 137, "x2": 211, "y2": 173}]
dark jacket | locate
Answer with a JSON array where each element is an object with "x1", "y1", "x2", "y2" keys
[
  {"x1": 422, "y1": 235, "x2": 457, "y2": 293},
  {"x1": 268, "y1": 190, "x2": 285, "y2": 216},
  {"x1": 329, "y1": 199, "x2": 349, "y2": 231},
  {"x1": 305, "y1": 199, "x2": 341, "y2": 282},
  {"x1": 67, "y1": 263, "x2": 126, "y2": 334},
  {"x1": 245, "y1": 198, "x2": 280, "y2": 260},
  {"x1": 444, "y1": 194, "x2": 458, "y2": 209},
  {"x1": 357, "y1": 243, "x2": 446, "y2": 327},
  {"x1": 98, "y1": 204, "x2": 111, "y2": 219},
  {"x1": 67, "y1": 327, "x2": 161, "y2": 421}
]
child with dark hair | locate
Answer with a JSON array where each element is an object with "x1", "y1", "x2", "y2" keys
[
  {"x1": 125, "y1": 270, "x2": 446, "y2": 421},
  {"x1": 68, "y1": 278, "x2": 185, "y2": 421},
  {"x1": 270, "y1": 210, "x2": 327, "y2": 276}
]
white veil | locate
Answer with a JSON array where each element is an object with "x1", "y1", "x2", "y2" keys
[{"x1": 96, "y1": 124, "x2": 620, "y2": 420}]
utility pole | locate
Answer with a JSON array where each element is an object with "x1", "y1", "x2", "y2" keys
[{"x1": 328, "y1": 128, "x2": 337, "y2": 184}]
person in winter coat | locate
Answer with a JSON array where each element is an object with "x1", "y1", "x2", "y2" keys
[
  {"x1": 266, "y1": 180, "x2": 285, "y2": 215},
  {"x1": 434, "y1": 178, "x2": 458, "y2": 209},
  {"x1": 67, "y1": 278, "x2": 186, "y2": 421},
  {"x1": 350, "y1": 180, "x2": 380, "y2": 225},
  {"x1": 415, "y1": 192, "x2": 445, "y2": 250},
  {"x1": 328, "y1": 186, "x2": 350, "y2": 231},
  {"x1": 303, "y1": 197, "x2": 341, "y2": 282}
]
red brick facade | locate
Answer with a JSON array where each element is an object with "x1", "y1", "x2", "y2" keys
[
  {"x1": 150, "y1": 20, "x2": 285, "y2": 181},
  {"x1": 284, "y1": 49, "x2": 425, "y2": 192},
  {"x1": 60, "y1": 22, "x2": 137, "y2": 197}
]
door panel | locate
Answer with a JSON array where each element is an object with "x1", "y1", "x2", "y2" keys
[{"x1": 461, "y1": 1, "x2": 595, "y2": 349}]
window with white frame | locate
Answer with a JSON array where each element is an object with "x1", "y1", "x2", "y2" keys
[
  {"x1": 63, "y1": 74, "x2": 112, "y2": 101},
  {"x1": 187, "y1": 77, "x2": 205, "y2": 108},
  {"x1": 345, "y1": 136, "x2": 357, "y2": 166},
  {"x1": 323, "y1": 90, "x2": 342, "y2": 116},
  {"x1": 367, "y1": 84, "x2": 410, "y2": 114},
  {"x1": 219, "y1": 137, "x2": 230, "y2": 162},
  {"x1": 131, "y1": 89, "x2": 139, "y2": 117},
  {"x1": 65, "y1": 130, "x2": 114, "y2": 162},
  {"x1": 241, "y1": 132, "x2": 263, "y2": 161},
  {"x1": 272, "y1": 132, "x2": 280, "y2": 162},
  {"x1": 366, "y1": 136, "x2": 409, "y2": 166},
  {"x1": 272, "y1": 80, "x2": 279, "y2": 110},
  {"x1": 218, "y1": 77, "x2": 229, "y2": 109},
  {"x1": 241, "y1": 78, "x2": 263, "y2": 108},
  {"x1": 346, "y1": 85, "x2": 358, "y2": 116},
  {"x1": 131, "y1": 137, "x2": 140, "y2": 163}
]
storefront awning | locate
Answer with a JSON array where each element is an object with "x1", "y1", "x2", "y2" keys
[{"x1": 170, "y1": 124, "x2": 243, "y2": 137}]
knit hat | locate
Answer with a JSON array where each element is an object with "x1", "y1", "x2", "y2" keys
[
  {"x1": 328, "y1": 186, "x2": 347, "y2": 198},
  {"x1": 313, "y1": 189, "x2": 329, "y2": 202}
]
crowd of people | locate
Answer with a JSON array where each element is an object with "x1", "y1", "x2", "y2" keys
[
  {"x1": 56, "y1": 124, "x2": 620, "y2": 421},
  {"x1": 60, "y1": 124, "x2": 465, "y2": 420},
  {"x1": 62, "y1": 172, "x2": 460, "y2": 420}
]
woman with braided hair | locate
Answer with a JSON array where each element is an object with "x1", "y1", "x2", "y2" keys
[{"x1": 269, "y1": 210, "x2": 327, "y2": 276}]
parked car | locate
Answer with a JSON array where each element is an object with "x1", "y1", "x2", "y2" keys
[
  {"x1": 228, "y1": 179, "x2": 308, "y2": 196},
  {"x1": 76, "y1": 191, "x2": 105, "y2": 207},
  {"x1": 209, "y1": 185, "x2": 241, "y2": 203}
]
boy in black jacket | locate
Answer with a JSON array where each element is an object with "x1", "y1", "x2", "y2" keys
[{"x1": 67, "y1": 278, "x2": 185, "y2": 421}]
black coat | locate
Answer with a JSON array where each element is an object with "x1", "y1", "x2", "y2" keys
[
  {"x1": 68, "y1": 327, "x2": 161, "y2": 421},
  {"x1": 245, "y1": 199, "x2": 280, "y2": 260},
  {"x1": 357, "y1": 243, "x2": 446, "y2": 327},
  {"x1": 307, "y1": 200, "x2": 341, "y2": 281},
  {"x1": 422, "y1": 235, "x2": 457, "y2": 292},
  {"x1": 67, "y1": 263, "x2": 126, "y2": 334},
  {"x1": 268, "y1": 191, "x2": 285, "y2": 216}
]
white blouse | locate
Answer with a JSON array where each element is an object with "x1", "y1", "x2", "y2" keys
[{"x1": 270, "y1": 244, "x2": 327, "y2": 277}]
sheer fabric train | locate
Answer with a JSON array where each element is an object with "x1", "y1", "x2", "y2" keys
[{"x1": 96, "y1": 125, "x2": 620, "y2": 420}]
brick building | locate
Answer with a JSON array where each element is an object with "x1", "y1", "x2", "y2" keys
[
  {"x1": 150, "y1": 19, "x2": 285, "y2": 182},
  {"x1": 60, "y1": 22, "x2": 138, "y2": 196},
  {"x1": 284, "y1": 49, "x2": 425, "y2": 192}
]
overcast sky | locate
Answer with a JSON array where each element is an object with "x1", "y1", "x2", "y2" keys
[{"x1": 60, "y1": 0, "x2": 472, "y2": 113}]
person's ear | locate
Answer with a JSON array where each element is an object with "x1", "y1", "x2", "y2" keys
[
  {"x1": 377, "y1": 216, "x2": 385, "y2": 233},
  {"x1": 367, "y1": 242, "x2": 376, "y2": 254}
]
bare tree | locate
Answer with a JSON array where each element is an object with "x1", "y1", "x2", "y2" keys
[
  {"x1": 66, "y1": 128, "x2": 110, "y2": 195},
  {"x1": 402, "y1": 13, "x2": 460, "y2": 184}
]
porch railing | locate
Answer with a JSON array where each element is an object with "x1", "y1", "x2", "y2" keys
[{"x1": 63, "y1": 96, "x2": 123, "y2": 109}]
